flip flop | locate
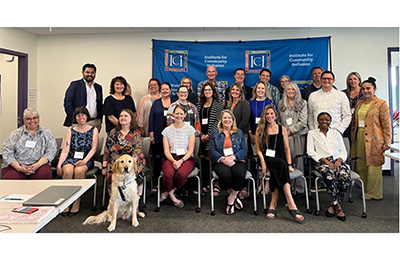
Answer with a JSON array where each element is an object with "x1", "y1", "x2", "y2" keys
[
  {"x1": 213, "y1": 186, "x2": 221, "y2": 197},
  {"x1": 234, "y1": 197, "x2": 243, "y2": 210},
  {"x1": 284, "y1": 204, "x2": 304, "y2": 223}
]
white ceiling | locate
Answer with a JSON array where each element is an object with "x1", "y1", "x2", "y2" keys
[{"x1": 15, "y1": 27, "x2": 273, "y2": 36}]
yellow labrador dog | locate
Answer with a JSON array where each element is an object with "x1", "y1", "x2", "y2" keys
[{"x1": 83, "y1": 154, "x2": 145, "y2": 231}]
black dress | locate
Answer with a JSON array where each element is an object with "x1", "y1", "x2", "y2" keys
[{"x1": 263, "y1": 125, "x2": 291, "y2": 193}]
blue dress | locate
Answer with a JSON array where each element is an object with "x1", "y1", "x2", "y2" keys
[{"x1": 62, "y1": 127, "x2": 95, "y2": 169}]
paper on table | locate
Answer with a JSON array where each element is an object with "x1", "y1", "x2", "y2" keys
[{"x1": 0, "y1": 194, "x2": 34, "y2": 203}]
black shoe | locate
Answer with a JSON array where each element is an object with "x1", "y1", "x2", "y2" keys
[{"x1": 68, "y1": 211, "x2": 79, "y2": 217}]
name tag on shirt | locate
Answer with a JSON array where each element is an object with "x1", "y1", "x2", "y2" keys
[
  {"x1": 164, "y1": 110, "x2": 168, "y2": 117},
  {"x1": 255, "y1": 117, "x2": 260, "y2": 125},
  {"x1": 74, "y1": 152, "x2": 84, "y2": 159},
  {"x1": 176, "y1": 148, "x2": 186, "y2": 156},
  {"x1": 188, "y1": 110, "x2": 193, "y2": 114},
  {"x1": 202, "y1": 118, "x2": 208, "y2": 125},
  {"x1": 265, "y1": 149, "x2": 276, "y2": 157},
  {"x1": 358, "y1": 120, "x2": 365, "y2": 128},
  {"x1": 25, "y1": 140, "x2": 37, "y2": 148},
  {"x1": 224, "y1": 148, "x2": 234, "y2": 156},
  {"x1": 286, "y1": 118, "x2": 293, "y2": 125}
]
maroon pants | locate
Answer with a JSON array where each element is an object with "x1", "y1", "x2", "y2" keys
[
  {"x1": 1, "y1": 164, "x2": 52, "y2": 180},
  {"x1": 162, "y1": 155, "x2": 195, "y2": 192}
]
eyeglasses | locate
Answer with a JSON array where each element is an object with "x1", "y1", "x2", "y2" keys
[{"x1": 25, "y1": 116, "x2": 39, "y2": 121}]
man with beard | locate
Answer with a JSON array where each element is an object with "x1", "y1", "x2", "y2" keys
[{"x1": 63, "y1": 63, "x2": 103, "y2": 131}]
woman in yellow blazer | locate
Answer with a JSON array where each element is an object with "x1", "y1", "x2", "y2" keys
[{"x1": 350, "y1": 77, "x2": 392, "y2": 200}]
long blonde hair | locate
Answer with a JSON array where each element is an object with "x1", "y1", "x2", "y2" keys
[
  {"x1": 255, "y1": 104, "x2": 278, "y2": 151},
  {"x1": 251, "y1": 81, "x2": 272, "y2": 100},
  {"x1": 217, "y1": 109, "x2": 238, "y2": 134}
]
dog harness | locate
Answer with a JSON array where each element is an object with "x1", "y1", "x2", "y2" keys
[{"x1": 117, "y1": 177, "x2": 133, "y2": 202}]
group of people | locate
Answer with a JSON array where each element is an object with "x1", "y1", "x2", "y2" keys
[{"x1": 1, "y1": 63, "x2": 392, "y2": 223}]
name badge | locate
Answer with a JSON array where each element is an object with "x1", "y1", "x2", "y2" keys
[
  {"x1": 202, "y1": 118, "x2": 208, "y2": 125},
  {"x1": 176, "y1": 148, "x2": 185, "y2": 156},
  {"x1": 224, "y1": 148, "x2": 234, "y2": 156},
  {"x1": 164, "y1": 110, "x2": 168, "y2": 117},
  {"x1": 25, "y1": 140, "x2": 37, "y2": 148},
  {"x1": 358, "y1": 120, "x2": 365, "y2": 128},
  {"x1": 286, "y1": 118, "x2": 293, "y2": 125},
  {"x1": 255, "y1": 117, "x2": 260, "y2": 124},
  {"x1": 265, "y1": 149, "x2": 276, "y2": 157},
  {"x1": 188, "y1": 110, "x2": 193, "y2": 114},
  {"x1": 74, "y1": 151, "x2": 84, "y2": 159}
]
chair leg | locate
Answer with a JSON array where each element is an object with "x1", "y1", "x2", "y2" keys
[
  {"x1": 143, "y1": 176, "x2": 146, "y2": 204},
  {"x1": 155, "y1": 174, "x2": 162, "y2": 212},
  {"x1": 314, "y1": 177, "x2": 320, "y2": 216},
  {"x1": 358, "y1": 179, "x2": 367, "y2": 218},
  {"x1": 91, "y1": 175, "x2": 97, "y2": 210},
  {"x1": 102, "y1": 175, "x2": 107, "y2": 209},
  {"x1": 249, "y1": 177, "x2": 258, "y2": 215},
  {"x1": 262, "y1": 176, "x2": 268, "y2": 214},
  {"x1": 301, "y1": 176, "x2": 311, "y2": 214},
  {"x1": 210, "y1": 177, "x2": 216, "y2": 215},
  {"x1": 195, "y1": 176, "x2": 201, "y2": 213}
]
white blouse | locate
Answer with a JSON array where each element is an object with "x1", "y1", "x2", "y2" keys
[{"x1": 307, "y1": 128, "x2": 347, "y2": 162}]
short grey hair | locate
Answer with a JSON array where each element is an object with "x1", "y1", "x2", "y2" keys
[{"x1": 23, "y1": 108, "x2": 40, "y2": 119}]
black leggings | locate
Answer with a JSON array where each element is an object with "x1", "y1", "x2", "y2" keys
[{"x1": 213, "y1": 161, "x2": 247, "y2": 191}]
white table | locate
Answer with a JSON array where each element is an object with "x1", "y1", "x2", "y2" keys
[
  {"x1": 0, "y1": 179, "x2": 95, "y2": 233},
  {"x1": 384, "y1": 143, "x2": 400, "y2": 162}
]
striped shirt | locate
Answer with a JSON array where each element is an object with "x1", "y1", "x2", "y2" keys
[
  {"x1": 2, "y1": 125, "x2": 57, "y2": 168},
  {"x1": 162, "y1": 124, "x2": 195, "y2": 156}
]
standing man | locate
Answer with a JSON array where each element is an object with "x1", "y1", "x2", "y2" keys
[
  {"x1": 63, "y1": 63, "x2": 103, "y2": 131},
  {"x1": 308, "y1": 71, "x2": 351, "y2": 134},
  {"x1": 225, "y1": 68, "x2": 253, "y2": 101},
  {"x1": 197, "y1": 65, "x2": 227, "y2": 103},
  {"x1": 259, "y1": 69, "x2": 280, "y2": 105},
  {"x1": 301, "y1": 66, "x2": 323, "y2": 102}
]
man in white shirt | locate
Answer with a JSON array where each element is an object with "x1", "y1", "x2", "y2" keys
[
  {"x1": 308, "y1": 71, "x2": 351, "y2": 134},
  {"x1": 63, "y1": 63, "x2": 103, "y2": 131}
]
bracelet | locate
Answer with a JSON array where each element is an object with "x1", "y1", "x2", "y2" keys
[
  {"x1": 102, "y1": 166, "x2": 107, "y2": 169},
  {"x1": 288, "y1": 163, "x2": 293, "y2": 167},
  {"x1": 181, "y1": 158, "x2": 185, "y2": 163}
]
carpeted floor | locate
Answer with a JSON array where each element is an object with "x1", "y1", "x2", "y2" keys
[{"x1": 42, "y1": 173, "x2": 399, "y2": 233}]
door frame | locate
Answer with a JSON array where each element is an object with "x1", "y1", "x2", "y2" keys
[{"x1": 0, "y1": 47, "x2": 28, "y2": 127}]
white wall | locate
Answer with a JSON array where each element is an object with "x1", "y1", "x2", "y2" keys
[{"x1": 0, "y1": 28, "x2": 38, "y2": 152}]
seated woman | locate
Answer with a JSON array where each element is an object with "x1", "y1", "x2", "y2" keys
[
  {"x1": 209, "y1": 110, "x2": 248, "y2": 215},
  {"x1": 56, "y1": 107, "x2": 99, "y2": 216},
  {"x1": 307, "y1": 112, "x2": 351, "y2": 221},
  {"x1": 160, "y1": 105, "x2": 196, "y2": 208},
  {"x1": 102, "y1": 109, "x2": 146, "y2": 212},
  {"x1": 1, "y1": 108, "x2": 57, "y2": 179},
  {"x1": 255, "y1": 104, "x2": 304, "y2": 222}
]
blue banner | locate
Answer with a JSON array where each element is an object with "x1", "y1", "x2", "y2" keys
[{"x1": 153, "y1": 37, "x2": 329, "y2": 94}]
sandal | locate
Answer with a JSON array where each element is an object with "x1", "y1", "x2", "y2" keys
[
  {"x1": 326, "y1": 202, "x2": 336, "y2": 217},
  {"x1": 238, "y1": 188, "x2": 248, "y2": 200},
  {"x1": 213, "y1": 186, "x2": 221, "y2": 197},
  {"x1": 226, "y1": 203, "x2": 235, "y2": 215},
  {"x1": 335, "y1": 205, "x2": 346, "y2": 221},
  {"x1": 266, "y1": 209, "x2": 277, "y2": 220},
  {"x1": 234, "y1": 196, "x2": 243, "y2": 210},
  {"x1": 284, "y1": 204, "x2": 304, "y2": 223}
]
